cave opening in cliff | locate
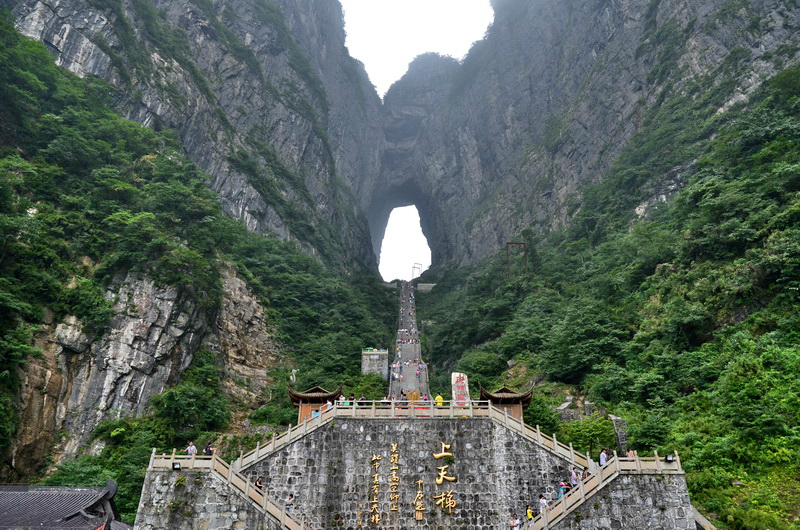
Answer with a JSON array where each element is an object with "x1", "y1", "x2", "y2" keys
[{"x1": 378, "y1": 206, "x2": 431, "y2": 282}]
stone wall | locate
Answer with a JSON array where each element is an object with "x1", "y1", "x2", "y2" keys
[
  {"x1": 360, "y1": 349, "x2": 388, "y2": 380},
  {"x1": 241, "y1": 418, "x2": 574, "y2": 528},
  {"x1": 550, "y1": 474, "x2": 694, "y2": 530},
  {"x1": 134, "y1": 469, "x2": 281, "y2": 530}
]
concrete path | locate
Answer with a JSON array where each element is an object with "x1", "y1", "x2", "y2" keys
[{"x1": 388, "y1": 282, "x2": 430, "y2": 400}]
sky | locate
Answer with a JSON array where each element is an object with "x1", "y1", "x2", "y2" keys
[{"x1": 339, "y1": 0, "x2": 494, "y2": 281}]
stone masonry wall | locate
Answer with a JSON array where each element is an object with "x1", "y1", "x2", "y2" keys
[
  {"x1": 242, "y1": 418, "x2": 574, "y2": 529},
  {"x1": 550, "y1": 474, "x2": 694, "y2": 530},
  {"x1": 134, "y1": 469, "x2": 280, "y2": 530},
  {"x1": 361, "y1": 350, "x2": 388, "y2": 380}
]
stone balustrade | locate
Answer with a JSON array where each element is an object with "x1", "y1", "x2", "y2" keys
[
  {"x1": 530, "y1": 451, "x2": 683, "y2": 529},
  {"x1": 147, "y1": 450, "x2": 307, "y2": 529},
  {"x1": 233, "y1": 400, "x2": 591, "y2": 471}
]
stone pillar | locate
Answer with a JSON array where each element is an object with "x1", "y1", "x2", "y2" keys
[{"x1": 609, "y1": 414, "x2": 629, "y2": 453}]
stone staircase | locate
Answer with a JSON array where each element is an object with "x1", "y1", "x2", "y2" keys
[
  {"x1": 147, "y1": 450, "x2": 308, "y2": 529},
  {"x1": 529, "y1": 452, "x2": 683, "y2": 529},
  {"x1": 231, "y1": 400, "x2": 591, "y2": 473}
]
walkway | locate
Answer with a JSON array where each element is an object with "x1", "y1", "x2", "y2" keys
[
  {"x1": 388, "y1": 282, "x2": 430, "y2": 399},
  {"x1": 529, "y1": 451, "x2": 683, "y2": 529},
  {"x1": 147, "y1": 450, "x2": 308, "y2": 529}
]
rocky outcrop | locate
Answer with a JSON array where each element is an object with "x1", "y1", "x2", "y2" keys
[
  {"x1": 9, "y1": 272, "x2": 206, "y2": 478},
  {"x1": 7, "y1": 266, "x2": 281, "y2": 480},
  {"x1": 203, "y1": 265, "x2": 282, "y2": 404}
]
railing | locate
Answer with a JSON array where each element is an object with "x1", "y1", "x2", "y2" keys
[
  {"x1": 234, "y1": 400, "x2": 493, "y2": 470},
  {"x1": 233, "y1": 400, "x2": 592, "y2": 471},
  {"x1": 529, "y1": 451, "x2": 683, "y2": 529},
  {"x1": 148, "y1": 450, "x2": 308, "y2": 530},
  {"x1": 485, "y1": 406, "x2": 591, "y2": 469}
]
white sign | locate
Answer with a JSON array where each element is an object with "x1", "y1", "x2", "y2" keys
[{"x1": 451, "y1": 372, "x2": 470, "y2": 407}]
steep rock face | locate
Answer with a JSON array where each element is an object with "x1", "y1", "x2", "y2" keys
[
  {"x1": 10, "y1": 272, "x2": 206, "y2": 478},
  {"x1": 4, "y1": 0, "x2": 381, "y2": 267},
  {"x1": 7, "y1": 266, "x2": 281, "y2": 480},
  {"x1": 203, "y1": 265, "x2": 282, "y2": 404},
  {"x1": 375, "y1": 0, "x2": 800, "y2": 266}
]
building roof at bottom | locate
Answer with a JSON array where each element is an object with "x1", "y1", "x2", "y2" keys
[{"x1": 0, "y1": 481, "x2": 131, "y2": 529}]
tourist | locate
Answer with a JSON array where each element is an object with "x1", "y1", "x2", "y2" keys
[
  {"x1": 557, "y1": 482, "x2": 567, "y2": 499},
  {"x1": 600, "y1": 448, "x2": 608, "y2": 467},
  {"x1": 285, "y1": 493, "x2": 294, "y2": 512},
  {"x1": 526, "y1": 504, "x2": 534, "y2": 522},
  {"x1": 582, "y1": 468, "x2": 589, "y2": 480},
  {"x1": 203, "y1": 442, "x2": 215, "y2": 456},
  {"x1": 510, "y1": 513, "x2": 521, "y2": 530},
  {"x1": 538, "y1": 494, "x2": 548, "y2": 512},
  {"x1": 435, "y1": 393, "x2": 444, "y2": 407},
  {"x1": 571, "y1": 466, "x2": 579, "y2": 487},
  {"x1": 186, "y1": 441, "x2": 197, "y2": 456},
  {"x1": 255, "y1": 476, "x2": 264, "y2": 490},
  {"x1": 338, "y1": 394, "x2": 345, "y2": 406}
]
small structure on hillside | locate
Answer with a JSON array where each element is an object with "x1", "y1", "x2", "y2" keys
[
  {"x1": 288, "y1": 384, "x2": 342, "y2": 423},
  {"x1": 416, "y1": 283, "x2": 436, "y2": 293},
  {"x1": 479, "y1": 383, "x2": 533, "y2": 421},
  {"x1": 361, "y1": 347, "x2": 388, "y2": 380},
  {"x1": 0, "y1": 479, "x2": 130, "y2": 529}
]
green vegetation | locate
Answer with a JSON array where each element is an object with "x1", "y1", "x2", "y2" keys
[
  {"x1": 40, "y1": 352, "x2": 226, "y2": 521},
  {"x1": 418, "y1": 66, "x2": 800, "y2": 528},
  {"x1": 0, "y1": 11, "x2": 394, "y2": 520}
]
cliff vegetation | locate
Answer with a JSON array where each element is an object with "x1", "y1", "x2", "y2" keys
[
  {"x1": 0, "y1": 11, "x2": 394, "y2": 520},
  {"x1": 417, "y1": 65, "x2": 800, "y2": 529}
]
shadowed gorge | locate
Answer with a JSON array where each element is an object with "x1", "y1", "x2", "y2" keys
[{"x1": 1, "y1": 0, "x2": 800, "y2": 528}]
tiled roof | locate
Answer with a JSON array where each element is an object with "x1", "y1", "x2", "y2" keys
[
  {"x1": 479, "y1": 383, "x2": 534, "y2": 406},
  {"x1": 0, "y1": 480, "x2": 131, "y2": 529},
  {"x1": 288, "y1": 384, "x2": 343, "y2": 404}
]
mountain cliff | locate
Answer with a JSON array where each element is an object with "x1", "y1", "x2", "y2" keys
[
  {"x1": 3, "y1": 0, "x2": 800, "y2": 525},
  {"x1": 376, "y1": 0, "x2": 800, "y2": 266},
  {"x1": 4, "y1": 0, "x2": 381, "y2": 267}
]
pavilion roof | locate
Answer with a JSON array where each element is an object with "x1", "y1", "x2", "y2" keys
[
  {"x1": 288, "y1": 384, "x2": 343, "y2": 405},
  {"x1": 0, "y1": 480, "x2": 130, "y2": 529},
  {"x1": 479, "y1": 382, "x2": 534, "y2": 406}
]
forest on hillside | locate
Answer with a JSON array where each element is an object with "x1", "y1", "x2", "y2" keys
[
  {"x1": 2, "y1": 2, "x2": 800, "y2": 527},
  {"x1": 417, "y1": 66, "x2": 800, "y2": 529},
  {"x1": 0, "y1": 12, "x2": 395, "y2": 521}
]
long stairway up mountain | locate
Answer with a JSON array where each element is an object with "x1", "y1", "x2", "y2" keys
[{"x1": 389, "y1": 282, "x2": 430, "y2": 399}]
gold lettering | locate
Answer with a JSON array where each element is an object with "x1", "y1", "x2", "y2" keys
[
  {"x1": 434, "y1": 490, "x2": 457, "y2": 514},
  {"x1": 433, "y1": 442, "x2": 453, "y2": 459},
  {"x1": 435, "y1": 465, "x2": 457, "y2": 485}
]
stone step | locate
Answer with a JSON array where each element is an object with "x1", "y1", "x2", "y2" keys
[
  {"x1": 147, "y1": 450, "x2": 307, "y2": 529},
  {"x1": 529, "y1": 451, "x2": 684, "y2": 529}
]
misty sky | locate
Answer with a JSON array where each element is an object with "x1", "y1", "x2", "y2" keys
[{"x1": 339, "y1": 0, "x2": 494, "y2": 281}]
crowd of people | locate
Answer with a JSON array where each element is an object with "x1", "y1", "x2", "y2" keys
[{"x1": 512, "y1": 448, "x2": 619, "y2": 527}]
